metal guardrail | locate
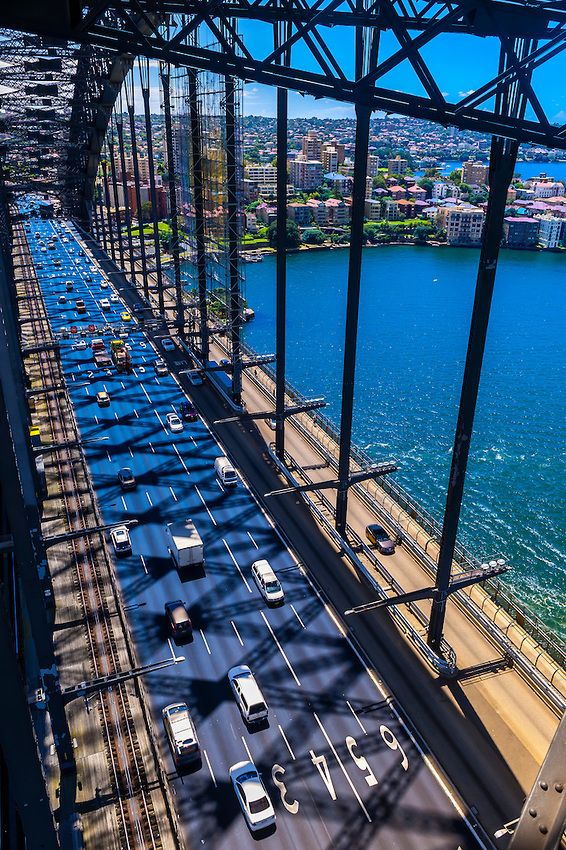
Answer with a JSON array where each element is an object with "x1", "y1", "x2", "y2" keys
[{"x1": 239, "y1": 337, "x2": 566, "y2": 675}]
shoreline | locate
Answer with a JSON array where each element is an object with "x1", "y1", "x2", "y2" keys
[{"x1": 242, "y1": 239, "x2": 565, "y2": 259}]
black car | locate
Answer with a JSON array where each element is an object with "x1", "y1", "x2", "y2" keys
[
  {"x1": 179, "y1": 401, "x2": 198, "y2": 423},
  {"x1": 365, "y1": 523, "x2": 396, "y2": 555},
  {"x1": 117, "y1": 467, "x2": 136, "y2": 490}
]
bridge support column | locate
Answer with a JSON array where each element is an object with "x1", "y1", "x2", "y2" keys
[
  {"x1": 188, "y1": 68, "x2": 209, "y2": 362},
  {"x1": 427, "y1": 135, "x2": 518, "y2": 651},
  {"x1": 140, "y1": 61, "x2": 165, "y2": 317},
  {"x1": 225, "y1": 75, "x2": 242, "y2": 405},
  {"x1": 274, "y1": 85, "x2": 288, "y2": 460},
  {"x1": 108, "y1": 135, "x2": 125, "y2": 271},
  {"x1": 101, "y1": 159, "x2": 116, "y2": 264},
  {"x1": 127, "y1": 90, "x2": 149, "y2": 301},
  {"x1": 116, "y1": 113, "x2": 137, "y2": 287},
  {"x1": 335, "y1": 101, "x2": 371, "y2": 537},
  {"x1": 96, "y1": 181, "x2": 108, "y2": 255},
  {"x1": 161, "y1": 65, "x2": 185, "y2": 337}
]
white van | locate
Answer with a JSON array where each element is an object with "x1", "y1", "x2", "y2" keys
[
  {"x1": 214, "y1": 456, "x2": 238, "y2": 487},
  {"x1": 162, "y1": 703, "x2": 200, "y2": 766},
  {"x1": 228, "y1": 665, "x2": 268, "y2": 724}
]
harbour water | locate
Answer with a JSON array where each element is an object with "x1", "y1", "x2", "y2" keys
[
  {"x1": 414, "y1": 159, "x2": 566, "y2": 182},
  {"x1": 241, "y1": 247, "x2": 566, "y2": 637}
]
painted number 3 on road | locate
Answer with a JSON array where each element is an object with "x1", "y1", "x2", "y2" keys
[{"x1": 271, "y1": 725, "x2": 409, "y2": 815}]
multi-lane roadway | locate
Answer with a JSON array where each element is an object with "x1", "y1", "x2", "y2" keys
[{"x1": 23, "y1": 207, "x2": 485, "y2": 849}]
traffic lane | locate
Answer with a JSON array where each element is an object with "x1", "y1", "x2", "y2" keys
[{"x1": 190, "y1": 381, "x2": 523, "y2": 839}]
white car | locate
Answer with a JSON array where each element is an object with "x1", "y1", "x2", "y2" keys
[
  {"x1": 74, "y1": 339, "x2": 87, "y2": 350},
  {"x1": 228, "y1": 665, "x2": 268, "y2": 724},
  {"x1": 100, "y1": 298, "x2": 111, "y2": 311},
  {"x1": 230, "y1": 761, "x2": 275, "y2": 832},
  {"x1": 101, "y1": 281, "x2": 108, "y2": 289},
  {"x1": 166, "y1": 412, "x2": 183, "y2": 433},
  {"x1": 251, "y1": 559, "x2": 284, "y2": 606},
  {"x1": 110, "y1": 293, "x2": 120, "y2": 302},
  {"x1": 110, "y1": 525, "x2": 131, "y2": 555},
  {"x1": 161, "y1": 337, "x2": 176, "y2": 352}
]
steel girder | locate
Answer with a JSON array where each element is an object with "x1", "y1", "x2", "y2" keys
[{"x1": 2, "y1": 2, "x2": 566, "y2": 150}]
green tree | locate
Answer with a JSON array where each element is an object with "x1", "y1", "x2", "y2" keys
[
  {"x1": 302, "y1": 228, "x2": 325, "y2": 245},
  {"x1": 140, "y1": 200, "x2": 152, "y2": 222},
  {"x1": 423, "y1": 167, "x2": 441, "y2": 178},
  {"x1": 372, "y1": 174, "x2": 387, "y2": 190},
  {"x1": 413, "y1": 224, "x2": 431, "y2": 244},
  {"x1": 417, "y1": 178, "x2": 434, "y2": 198},
  {"x1": 459, "y1": 182, "x2": 471, "y2": 197},
  {"x1": 267, "y1": 219, "x2": 301, "y2": 249},
  {"x1": 449, "y1": 169, "x2": 462, "y2": 184}
]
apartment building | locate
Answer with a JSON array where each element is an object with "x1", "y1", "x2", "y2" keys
[
  {"x1": 437, "y1": 205, "x2": 485, "y2": 245},
  {"x1": 289, "y1": 158, "x2": 323, "y2": 190}
]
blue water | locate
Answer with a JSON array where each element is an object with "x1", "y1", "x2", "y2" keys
[
  {"x1": 414, "y1": 159, "x2": 566, "y2": 182},
  {"x1": 242, "y1": 247, "x2": 566, "y2": 637}
]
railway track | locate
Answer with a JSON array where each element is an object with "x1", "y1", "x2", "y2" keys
[{"x1": 16, "y1": 225, "x2": 163, "y2": 850}]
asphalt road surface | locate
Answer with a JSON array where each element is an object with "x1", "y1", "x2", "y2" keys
[{"x1": 23, "y1": 206, "x2": 494, "y2": 850}]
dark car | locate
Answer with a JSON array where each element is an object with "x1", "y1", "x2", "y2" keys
[
  {"x1": 164, "y1": 600, "x2": 193, "y2": 639},
  {"x1": 179, "y1": 400, "x2": 198, "y2": 423},
  {"x1": 365, "y1": 523, "x2": 396, "y2": 555},
  {"x1": 117, "y1": 467, "x2": 136, "y2": 490}
]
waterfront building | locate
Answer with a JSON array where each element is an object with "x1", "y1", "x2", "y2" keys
[
  {"x1": 245, "y1": 165, "x2": 277, "y2": 196},
  {"x1": 367, "y1": 154, "x2": 380, "y2": 176},
  {"x1": 325, "y1": 197, "x2": 350, "y2": 224},
  {"x1": 324, "y1": 172, "x2": 352, "y2": 194},
  {"x1": 289, "y1": 158, "x2": 323, "y2": 190},
  {"x1": 462, "y1": 157, "x2": 489, "y2": 185},
  {"x1": 383, "y1": 198, "x2": 401, "y2": 220},
  {"x1": 389, "y1": 184, "x2": 407, "y2": 200},
  {"x1": 527, "y1": 180, "x2": 565, "y2": 198},
  {"x1": 398, "y1": 199, "x2": 416, "y2": 218},
  {"x1": 503, "y1": 216, "x2": 540, "y2": 247},
  {"x1": 436, "y1": 205, "x2": 485, "y2": 245},
  {"x1": 538, "y1": 216, "x2": 564, "y2": 248},
  {"x1": 287, "y1": 202, "x2": 312, "y2": 226},
  {"x1": 364, "y1": 198, "x2": 382, "y2": 219},
  {"x1": 321, "y1": 146, "x2": 339, "y2": 173},
  {"x1": 388, "y1": 155, "x2": 408, "y2": 175},
  {"x1": 306, "y1": 199, "x2": 327, "y2": 225},
  {"x1": 301, "y1": 129, "x2": 322, "y2": 160},
  {"x1": 255, "y1": 203, "x2": 277, "y2": 224},
  {"x1": 432, "y1": 181, "x2": 460, "y2": 200}
]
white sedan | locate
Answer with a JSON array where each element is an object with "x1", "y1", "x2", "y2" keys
[
  {"x1": 229, "y1": 761, "x2": 275, "y2": 832},
  {"x1": 110, "y1": 525, "x2": 131, "y2": 555},
  {"x1": 166, "y1": 412, "x2": 184, "y2": 433},
  {"x1": 100, "y1": 298, "x2": 111, "y2": 311}
]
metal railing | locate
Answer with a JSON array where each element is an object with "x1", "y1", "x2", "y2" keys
[{"x1": 238, "y1": 337, "x2": 566, "y2": 677}]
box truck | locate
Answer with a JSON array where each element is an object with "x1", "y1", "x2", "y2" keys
[{"x1": 165, "y1": 519, "x2": 204, "y2": 570}]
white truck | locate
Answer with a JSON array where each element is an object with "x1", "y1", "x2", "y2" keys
[{"x1": 165, "y1": 519, "x2": 204, "y2": 570}]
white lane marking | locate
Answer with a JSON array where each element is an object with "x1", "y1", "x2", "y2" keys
[
  {"x1": 172, "y1": 444, "x2": 190, "y2": 475},
  {"x1": 216, "y1": 479, "x2": 225, "y2": 492},
  {"x1": 120, "y1": 381, "x2": 125, "y2": 389},
  {"x1": 120, "y1": 496, "x2": 127, "y2": 512},
  {"x1": 145, "y1": 491, "x2": 153, "y2": 506},
  {"x1": 128, "y1": 446, "x2": 134, "y2": 458},
  {"x1": 140, "y1": 554, "x2": 148, "y2": 574},
  {"x1": 260, "y1": 611, "x2": 301, "y2": 687},
  {"x1": 278, "y1": 725, "x2": 296, "y2": 761},
  {"x1": 313, "y1": 712, "x2": 372, "y2": 822},
  {"x1": 290, "y1": 604, "x2": 306, "y2": 629},
  {"x1": 230, "y1": 620, "x2": 244, "y2": 646},
  {"x1": 169, "y1": 486, "x2": 178, "y2": 502},
  {"x1": 155, "y1": 377, "x2": 160, "y2": 385},
  {"x1": 223, "y1": 539, "x2": 252, "y2": 592},
  {"x1": 241, "y1": 736, "x2": 254, "y2": 764},
  {"x1": 190, "y1": 436, "x2": 197, "y2": 447},
  {"x1": 94, "y1": 415, "x2": 99, "y2": 424},
  {"x1": 114, "y1": 411, "x2": 119, "y2": 421},
  {"x1": 133, "y1": 408, "x2": 139, "y2": 418},
  {"x1": 346, "y1": 700, "x2": 368, "y2": 735},
  {"x1": 132, "y1": 368, "x2": 138, "y2": 377},
  {"x1": 140, "y1": 383, "x2": 153, "y2": 404},
  {"x1": 247, "y1": 531, "x2": 259, "y2": 549},
  {"x1": 103, "y1": 384, "x2": 108, "y2": 392},
  {"x1": 106, "y1": 450, "x2": 112, "y2": 463},
  {"x1": 85, "y1": 386, "x2": 90, "y2": 396},
  {"x1": 195, "y1": 485, "x2": 217, "y2": 526},
  {"x1": 203, "y1": 750, "x2": 217, "y2": 788},
  {"x1": 148, "y1": 442, "x2": 155, "y2": 454},
  {"x1": 200, "y1": 629, "x2": 211, "y2": 655},
  {"x1": 154, "y1": 409, "x2": 167, "y2": 431}
]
